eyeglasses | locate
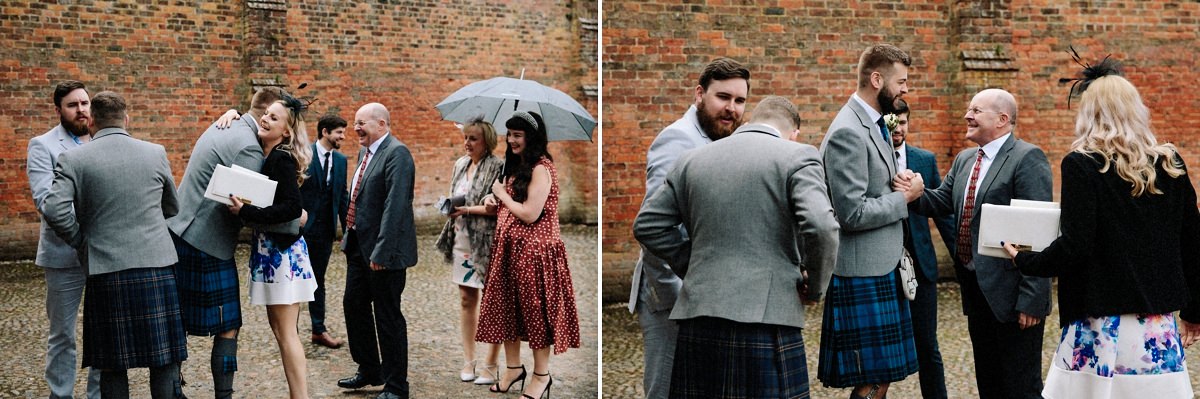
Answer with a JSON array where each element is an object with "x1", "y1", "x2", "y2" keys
[{"x1": 965, "y1": 107, "x2": 1002, "y2": 116}]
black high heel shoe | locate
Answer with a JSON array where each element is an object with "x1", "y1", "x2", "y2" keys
[
  {"x1": 489, "y1": 365, "x2": 526, "y2": 393},
  {"x1": 522, "y1": 371, "x2": 552, "y2": 399}
]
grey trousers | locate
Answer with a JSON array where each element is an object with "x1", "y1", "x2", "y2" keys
[
  {"x1": 636, "y1": 301, "x2": 677, "y2": 399},
  {"x1": 44, "y1": 266, "x2": 100, "y2": 399}
]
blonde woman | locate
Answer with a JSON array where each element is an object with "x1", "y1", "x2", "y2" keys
[
  {"x1": 434, "y1": 118, "x2": 505, "y2": 384},
  {"x1": 1003, "y1": 59, "x2": 1200, "y2": 398},
  {"x1": 229, "y1": 97, "x2": 317, "y2": 399}
]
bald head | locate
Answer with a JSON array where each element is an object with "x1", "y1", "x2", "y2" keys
[
  {"x1": 354, "y1": 102, "x2": 391, "y2": 146},
  {"x1": 965, "y1": 88, "x2": 1018, "y2": 145}
]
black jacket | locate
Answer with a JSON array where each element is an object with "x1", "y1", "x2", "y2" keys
[{"x1": 1015, "y1": 151, "x2": 1200, "y2": 324}]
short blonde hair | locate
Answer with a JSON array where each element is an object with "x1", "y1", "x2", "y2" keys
[{"x1": 463, "y1": 117, "x2": 498, "y2": 154}]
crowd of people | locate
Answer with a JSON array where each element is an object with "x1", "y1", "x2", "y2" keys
[
  {"x1": 632, "y1": 47, "x2": 1200, "y2": 399},
  {"x1": 27, "y1": 82, "x2": 580, "y2": 399}
]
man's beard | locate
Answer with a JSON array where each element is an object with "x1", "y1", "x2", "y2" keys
[
  {"x1": 696, "y1": 103, "x2": 740, "y2": 141},
  {"x1": 60, "y1": 114, "x2": 89, "y2": 137},
  {"x1": 877, "y1": 87, "x2": 900, "y2": 115}
]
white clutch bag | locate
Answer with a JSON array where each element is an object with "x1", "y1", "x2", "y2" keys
[{"x1": 977, "y1": 199, "x2": 1061, "y2": 259}]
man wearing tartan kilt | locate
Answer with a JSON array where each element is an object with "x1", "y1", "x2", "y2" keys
[
  {"x1": 636, "y1": 96, "x2": 839, "y2": 399},
  {"x1": 166, "y1": 86, "x2": 294, "y2": 398},
  {"x1": 42, "y1": 91, "x2": 187, "y2": 398},
  {"x1": 817, "y1": 44, "x2": 925, "y2": 399}
]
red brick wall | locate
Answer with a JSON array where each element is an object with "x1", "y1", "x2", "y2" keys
[
  {"x1": 602, "y1": 0, "x2": 1200, "y2": 300},
  {"x1": 0, "y1": 1, "x2": 597, "y2": 260}
]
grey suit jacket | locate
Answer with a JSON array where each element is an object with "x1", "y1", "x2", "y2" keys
[
  {"x1": 27, "y1": 125, "x2": 84, "y2": 269},
  {"x1": 341, "y1": 134, "x2": 418, "y2": 269},
  {"x1": 820, "y1": 98, "x2": 909, "y2": 277},
  {"x1": 634, "y1": 124, "x2": 840, "y2": 329},
  {"x1": 42, "y1": 128, "x2": 179, "y2": 275},
  {"x1": 628, "y1": 105, "x2": 712, "y2": 313},
  {"x1": 911, "y1": 135, "x2": 1053, "y2": 322},
  {"x1": 167, "y1": 114, "x2": 266, "y2": 260}
]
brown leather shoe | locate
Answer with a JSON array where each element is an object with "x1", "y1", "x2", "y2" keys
[{"x1": 312, "y1": 332, "x2": 344, "y2": 349}]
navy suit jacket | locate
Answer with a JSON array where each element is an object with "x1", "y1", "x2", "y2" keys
[
  {"x1": 300, "y1": 143, "x2": 349, "y2": 242},
  {"x1": 905, "y1": 144, "x2": 956, "y2": 282}
]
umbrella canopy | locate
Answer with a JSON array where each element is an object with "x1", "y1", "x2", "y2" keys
[{"x1": 436, "y1": 77, "x2": 596, "y2": 141}]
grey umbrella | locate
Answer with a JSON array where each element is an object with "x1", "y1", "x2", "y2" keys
[{"x1": 436, "y1": 76, "x2": 596, "y2": 141}]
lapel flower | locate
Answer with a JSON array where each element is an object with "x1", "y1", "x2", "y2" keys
[{"x1": 883, "y1": 113, "x2": 900, "y2": 131}]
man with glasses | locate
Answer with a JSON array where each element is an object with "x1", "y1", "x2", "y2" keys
[{"x1": 898, "y1": 88, "x2": 1052, "y2": 398}]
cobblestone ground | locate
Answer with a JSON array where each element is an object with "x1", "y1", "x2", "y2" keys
[
  {"x1": 0, "y1": 226, "x2": 597, "y2": 398},
  {"x1": 603, "y1": 281, "x2": 1200, "y2": 398}
]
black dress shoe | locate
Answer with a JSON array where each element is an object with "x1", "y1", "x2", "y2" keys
[
  {"x1": 375, "y1": 392, "x2": 405, "y2": 399},
  {"x1": 337, "y1": 373, "x2": 383, "y2": 389}
]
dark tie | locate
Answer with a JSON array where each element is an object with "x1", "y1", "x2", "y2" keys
[
  {"x1": 877, "y1": 117, "x2": 890, "y2": 143},
  {"x1": 956, "y1": 149, "x2": 986, "y2": 267},
  {"x1": 323, "y1": 152, "x2": 332, "y2": 186},
  {"x1": 346, "y1": 150, "x2": 371, "y2": 230}
]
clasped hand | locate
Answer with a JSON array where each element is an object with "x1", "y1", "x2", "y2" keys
[{"x1": 891, "y1": 170, "x2": 926, "y2": 202}]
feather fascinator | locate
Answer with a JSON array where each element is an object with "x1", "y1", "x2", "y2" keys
[{"x1": 1058, "y1": 46, "x2": 1122, "y2": 109}]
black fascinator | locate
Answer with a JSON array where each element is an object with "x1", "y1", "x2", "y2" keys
[
  {"x1": 1058, "y1": 46, "x2": 1122, "y2": 109},
  {"x1": 282, "y1": 82, "x2": 319, "y2": 115}
]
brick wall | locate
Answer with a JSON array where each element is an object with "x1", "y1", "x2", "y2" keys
[
  {"x1": 0, "y1": 0, "x2": 597, "y2": 260},
  {"x1": 602, "y1": 0, "x2": 1200, "y2": 301}
]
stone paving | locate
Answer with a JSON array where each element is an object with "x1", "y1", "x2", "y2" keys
[
  {"x1": 0, "y1": 226, "x2": 598, "y2": 398},
  {"x1": 603, "y1": 281, "x2": 1200, "y2": 398}
]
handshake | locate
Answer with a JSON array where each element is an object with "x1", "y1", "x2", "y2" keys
[{"x1": 891, "y1": 169, "x2": 926, "y2": 203}]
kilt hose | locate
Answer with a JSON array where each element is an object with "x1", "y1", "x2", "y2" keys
[
  {"x1": 670, "y1": 316, "x2": 810, "y2": 399},
  {"x1": 817, "y1": 270, "x2": 919, "y2": 388},
  {"x1": 172, "y1": 233, "x2": 242, "y2": 335},
  {"x1": 82, "y1": 266, "x2": 188, "y2": 370}
]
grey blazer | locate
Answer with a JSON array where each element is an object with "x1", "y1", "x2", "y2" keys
[
  {"x1": 820, "y1": 98, "x2": 909, "y2": 277},
  {"x1": 42, "y1": 128, "x2": 179, "y2": 275},
  {"x1": 628, "y1": 105, "x2": 711, "y2": 313},
  {"x1": 911, "y1": 135, "x2": 1053, "y2": 322},
  {"x1": 341, "y1": 134, "x2": 418, "y2": 270},
  {"x1": 166, "y1": 114, "x2": 264, "y2": 260},
  {"x1": 635, "y1": 124, "x2": 840, "y2": 329},
  {"x1": 27, "y1": 125, "x2": 84, "y2": 269}
]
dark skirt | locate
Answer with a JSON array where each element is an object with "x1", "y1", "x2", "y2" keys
[
  {"x1": 671, "y1": 316, "x2": 810, "y2": 399},
  {"x1": 83, "y1": 266, "x2": 188, "y2": 370},
  {"x1": 172, "y1": 234, "x2": 242, "y2": 335},
  {"x1": 817, "y1": 270, "x2": 919, "y2": 388}
]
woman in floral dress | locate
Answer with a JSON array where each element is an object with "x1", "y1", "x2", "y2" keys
[
  {"x1": 435, "y1": 118, "x2": 505, "y2": 384},
  {"x1": 228, "y1": 97, "x2": 317, "y2": 399},
  {"x1": 1003, "y1": 59, "x2": 1200, "y2": 398},
  {"x1": 476, "y1": 111, "x2": 580, "y2": 399}
]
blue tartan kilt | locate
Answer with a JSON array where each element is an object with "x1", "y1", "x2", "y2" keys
[
  {"x1": 817, "y1": 270, "x2": 919, "y2": 388},
  {"x1": 172, "y1": 234, "x2": 242, "y2": 335},
  {"x1": 671, "y1": 317, "x2": 810, "y2": 399},
  {"x1": 83, "y1": 266, "x2": 188, "y2": 370}
]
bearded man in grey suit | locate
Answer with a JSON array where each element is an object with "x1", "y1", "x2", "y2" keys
[
  {"x1": 27, "y1": 80, "x2": 101, "y2": 399},
  {"x1": 42, "y1": 91, "x2": 186, "y2": 399},
  {"x1": 627, "y1": 57, "x2": 749, "y2": 399},
  {"x1": 166, "y1": 86, "x2": 289, "y2": 398},
  {"x1": 816, "y1": 44, "x2": 925, "y2": 399},
  {"x1": 635, "y1": 96, "x2": 839, "y2": 398},
  {"x1": 900, "y1": 88, "x2": 1052, "y2": 399}
]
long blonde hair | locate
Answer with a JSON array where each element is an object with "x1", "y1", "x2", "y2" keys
[
  {"x1": 1070, "y1": 75, "x2": 1183, "y2": 196},
  {"x1": 276, "y1": 99, "x2": 312, "y2": 185}
]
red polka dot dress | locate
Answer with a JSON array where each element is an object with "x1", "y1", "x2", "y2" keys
[{"x1": 476, "y1": 157, "x2": 581, "y2": 354}]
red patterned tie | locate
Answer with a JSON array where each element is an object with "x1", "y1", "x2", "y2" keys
[
  {"x1": 346, "y1": 150, "x2": 371, "y2": 230},
  {"x1": 956, "y1": 149, "x2": 985, "y2": 265}
]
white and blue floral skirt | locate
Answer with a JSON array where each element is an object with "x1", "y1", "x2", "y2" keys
[
  {"x1": 450, "y1": 218, "x2": 485, "y2": 289},
  {"x1": 1043, "y1": 313, "x2": 1193, "y2": 399},
  {"x1": 248, "y1": 232, "x2": 318, "y2": 306}
]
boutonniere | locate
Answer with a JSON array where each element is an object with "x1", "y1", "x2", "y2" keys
[{"x1": 883, "y1": 113, "x2": 900, "y2": 131}]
